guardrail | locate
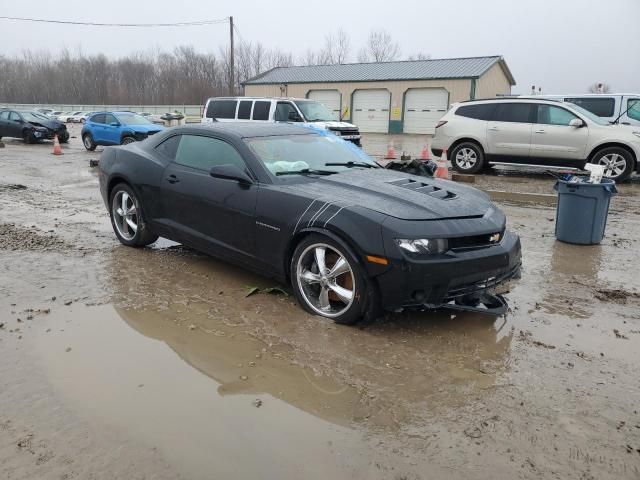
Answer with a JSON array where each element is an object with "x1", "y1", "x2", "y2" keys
[{"x1": 0, "y1": 103, "x2": 204, "y2": 116}]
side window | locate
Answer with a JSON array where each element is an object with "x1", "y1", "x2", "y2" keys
[
  {"x1": 206, "y1": 100, "x2": 237, "y2": 119},
  {"x1": 156, "y1": 135, "x2": 181, "y2": 159},
  {"x1": 627, "y1": 99, "x2": 640, "y2": 121},
  {"x1": 565, "y1": 97, "x2": 615, "y2": 117},
  {"x1": 0, "y1": 111, "x2": 10, "y2": 120},
  {"x1": 493, "y1": 103, "x2": 533, "y2": 123},
  {"x1": 237, "y1": 100, "x2": 252, "y2": 120},
  {"x1": 275, "y1": 102, "x2": 299, "y2": 122},
  {"x1": 536, "y1": 105, "x2": 578, "y2": 126},
  {"x1": 252, "y1": 101, "x2": 271, "y2": 120},
  {"x1": 91, "y1": 114, "x2": 106, "y2": 124},
  {"x1": 455, "y1": 104, "x2": 497, "y2": 120},
  {"x1": 104, "y1": 114, "x2": 118, "y2": 125},
  {"x1": 8, "y1": 111, "x2": 21, "y2": 121},
  {"x1": 174, "y1": 135, "x2": 246, "y2": 171}
]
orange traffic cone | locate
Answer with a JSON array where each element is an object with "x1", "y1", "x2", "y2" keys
[
  {"x1": 52, "y1": 135, "x2": 63, "y2": 155},
  {"x1": 384, "y1": 140, "x2": 396, "y2": 160},
  {"x1": 435, "y1": 149, "x2": 449, "y2": 179},
  {"x1": 420, "y1": 143, "x2": 431, "y2": 160}
]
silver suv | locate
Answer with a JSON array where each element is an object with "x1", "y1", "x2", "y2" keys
[{"x1": 431, "y1": 98, "x2": 640, "y2": 181}]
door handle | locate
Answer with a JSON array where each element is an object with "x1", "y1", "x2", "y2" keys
[
  {"x1": 488, "y1": 127, "x2": 499, "y2": 131},
  {"x1": 166, "y1": 174, "x2": 180, "y2": 184},
  {"x1": 534, "y1": 129, "x2": 546, "y2": 134}
]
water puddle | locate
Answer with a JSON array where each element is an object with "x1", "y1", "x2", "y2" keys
[{"x1": 33, "y1": 304, "x2": 443, "y2": 479}]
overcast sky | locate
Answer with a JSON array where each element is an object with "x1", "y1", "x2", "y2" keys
[{"x1": 1, "y1": 0, "x2": 638, "y2": 94}]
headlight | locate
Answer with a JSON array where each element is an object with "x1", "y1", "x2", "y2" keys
[{"x1": 396, "y1": 238, "x2": 449, "y2": 255}]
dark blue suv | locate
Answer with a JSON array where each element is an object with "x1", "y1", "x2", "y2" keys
[{"x1": 81, "y1": 111, "x2": 164, "y2": 150}]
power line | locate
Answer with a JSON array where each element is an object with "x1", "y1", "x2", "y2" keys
[
  {"x1": 0, "y1": 15, "x2": 229, "y2": 27},
  {"x1": 233, "y1": 24, "x2": 249, "y2": 49}
]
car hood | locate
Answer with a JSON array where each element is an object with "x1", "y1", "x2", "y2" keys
[
  {"x1": 129, "y1": 124, "x2": 163, "y2": 133},
  {"x1": 310, "y1": 121, "x2": 358, "y2": 130},
  {"x1": 29, "y1": 119, "x2": 62, "y2": 130},
  {"x1": 281, "y1": 169, "x2": 493, "y2": 221}
]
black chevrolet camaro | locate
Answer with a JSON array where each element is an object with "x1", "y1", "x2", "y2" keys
[{"x1": 98, "y1": 123, "x2": 521, "y2": 324}]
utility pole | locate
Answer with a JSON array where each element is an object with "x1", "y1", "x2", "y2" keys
[{"x1": 229, "y1": 16, "x2": 234, "y2": 96}]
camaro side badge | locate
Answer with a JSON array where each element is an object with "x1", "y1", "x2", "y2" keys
[{"x1": 256, "y1": 221, "x2": 281, "y2": 232}]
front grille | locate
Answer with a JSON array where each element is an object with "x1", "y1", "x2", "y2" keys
[
  {"x1": 449, "y1": 230, "x2": 504, "y2": 250},
  {"x1": 387, "y1": 178, "x2": 457, "y2": 200},
  {"x1": 329, "y1": 127, "x2": 359, "y2": 136}
]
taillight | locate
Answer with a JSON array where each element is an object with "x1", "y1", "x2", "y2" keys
[{"x1": 435, "y1": 120, "x2": 448, "y2": 128}]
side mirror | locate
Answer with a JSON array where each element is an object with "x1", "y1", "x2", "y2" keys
[
  {"x1": 288, "y1": 110, "x2": 302, "y2": 122},
  {"x1": 110, "y1": 122, "x2": 120, "y2": 127},
  {"x1": 569, "y1": 119, "x2": 585, "y2": 128},
  {"x1": 210, "y1": 164, "x2": 253, "y2": 185}
]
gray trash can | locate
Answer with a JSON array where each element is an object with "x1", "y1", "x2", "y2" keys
[{"x1": 554, "y1": 177, "x2": 617, "y2": 245}]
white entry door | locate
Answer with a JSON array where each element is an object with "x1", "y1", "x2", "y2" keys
[
  {"x1": 352, "y1": 89, "x2": 390, "y2": 133},
  {"x1": 403, "y1": 88, "x2": 449, "y2": 134}
]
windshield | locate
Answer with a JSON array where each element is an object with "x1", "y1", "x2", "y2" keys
[
  {"x1": 566, "y1": 103, "x2": 610, "y2": 125},
  {"x1": 32, "y1": 112, "x2": 52, "y2": 121},
  {"x1": 116, "y1": 113, "x2": 153, "y2": 125},
  {"x1": 294, "y1": 100, "x2": 337, "y2": 122},
  {"x1": 245, "y1": 133, "x2": 377, "y2": 176},
  {"x1": 20, "y1": 112, "x2": 49, "y2": 123}
]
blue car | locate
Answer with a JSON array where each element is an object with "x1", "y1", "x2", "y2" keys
[{"x1": 81, "y1": 111, "x2": 164, "y2": 150}]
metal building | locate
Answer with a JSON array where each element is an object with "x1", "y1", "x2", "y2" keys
[{"x1": 242, "y1": 56, "x2": 515, "y2": 134}]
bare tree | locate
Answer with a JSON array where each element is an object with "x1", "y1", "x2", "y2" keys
[
  {"x1": 588, "y1": 82, "x2": 611, "y2": 93},
  {"x1": 300, "y1": 28, "x2": 351, "y2": 66},
  {"x1": 406, "y1": 52, "x2": 431, "y2": 61},
  {"x1": 357, "y1": 29, "x2": 400, "y2": 62},
  {"x1": 329, "y1": 28, "x2": 350, "y2": 64}
]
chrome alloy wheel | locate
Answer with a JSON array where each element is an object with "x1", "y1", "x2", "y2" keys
[
  {"x1": 455, "y1": 147, "x2": 477, "y2": 169},
  {"x1": 596, "y1": 153, "x2": 627, "y2": 178},
  {"x1": 112, "y1": 191, "x2": 138, "y2": 241},
  {"x1": 296, "y1": 243, "x2": 355, "y2": 318}
]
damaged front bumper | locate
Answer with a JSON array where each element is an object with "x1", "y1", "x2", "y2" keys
[{"x1": 376, "y1": 231, "x2": 522, "y2": 316}]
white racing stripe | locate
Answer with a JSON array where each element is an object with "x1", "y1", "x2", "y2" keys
[{"x1": 293, "y1": 199, "x2": 319, "y2": 233}]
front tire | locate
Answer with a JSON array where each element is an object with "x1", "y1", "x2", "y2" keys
[
  {"x1": 109, "y1": 183, "x2": 158, "y2": 247},
  {"x1": 590, "y1": 147, "x2": 633, "y2": 182},
  {"x1": 23, "y1": 130, "x2": 36, "y2": 144},
  {"x1": 450, "y1": 142, "x2": 485, "y2": 174},
  {"x1": 290, "y1": 234, "x2": 369, "y2": 325},
  {"x1": 59, "y1": 131, "x2": 69, "y2": 143},
  {"x1": 83, "y1": 133, "x2": 97, "y2": 151},
  {"x1": 121, "y1": 136, "x2": 136, "y2": 145}
]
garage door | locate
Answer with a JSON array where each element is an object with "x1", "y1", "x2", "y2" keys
[
  {"x1": 352, "y1": 89, "x2": 390, "y2": 133},
  {"x1": 307, "y1": 90, "x2": 341, "y2": 120},
  {"x1": 403, "y1": 88, "x2": 449, "y2": 134}
]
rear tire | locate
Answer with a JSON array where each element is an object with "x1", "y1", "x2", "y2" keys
[
  {"x1": 109, "y1": 183, "x2": 158, "y2": 247},
  {"x1": 82, "y1": 133, "x2": 96, "y2": 151},
  {"x1": 590, "y1": 146, "x2": 633, "y2": 182},
  {"x1": 290, "y1": 234, "x2": 369, "y2": 325},
  {"x1": 450, "y1": 142, "x2": 485, "y2": 174}
]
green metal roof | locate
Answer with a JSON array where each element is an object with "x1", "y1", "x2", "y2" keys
[{"x1": 243, "y1": 56, "x2": 515, "y2": 86}]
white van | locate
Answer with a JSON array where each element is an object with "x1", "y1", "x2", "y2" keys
[
  {"x1": 527, "y1": 94, "x2": 640, "y2": 126},
  {"x1": 201, "y1": 97, "x2": 362, "y2": 145}
]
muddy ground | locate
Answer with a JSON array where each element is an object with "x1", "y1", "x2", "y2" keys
[{"x1": 1, "y1": 126, "x2": 639, "y2": 479}]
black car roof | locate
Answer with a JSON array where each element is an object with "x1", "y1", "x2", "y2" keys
[{"x1": 173, "y1": 122, "x2": 315, "y2": 139}]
